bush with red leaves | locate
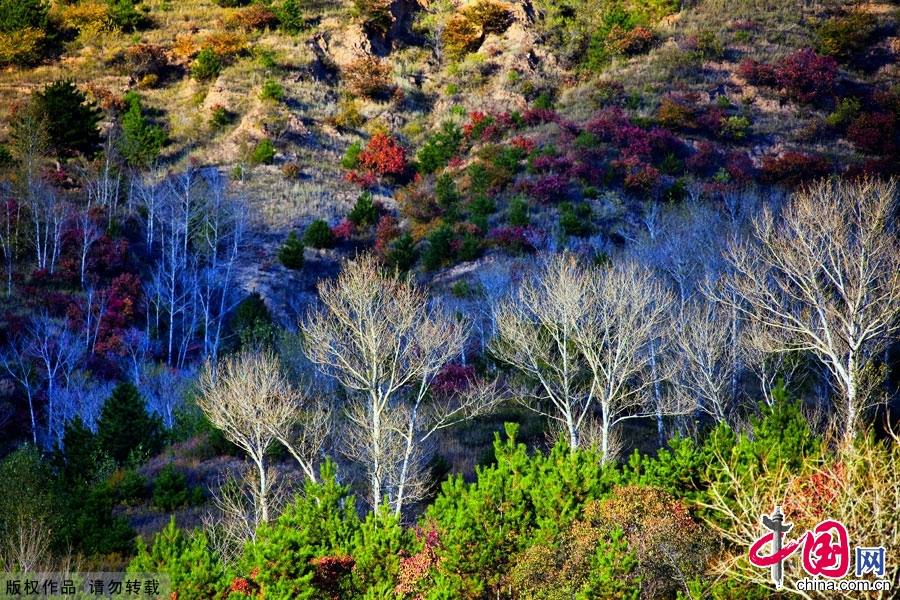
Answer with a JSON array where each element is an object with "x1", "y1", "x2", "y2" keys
[
  {"x1": 761, "y1": 151, "x2": 830, "y2": 187},
  {"x1": 374, "y1": 214, "x2": 399, "y2": 256},
  {"x1": 646, "y1": 128, "x2": 686, "y2": 161},
  {"x1": 725, "y1": 151, "x2": 755, "y2": 184},
  {"x1": 89, "y1": 235, "x2": 130, "y2": 280},
  {"x1": 522, "y1": 108, "x2": 558, "y2": 125},
  {"x1": 530, "y1": 153, "x2": 573, "y2": 174},
  {"x1": 463, "y1": 111, "x2": 504, "y2": 141},
  {"x1": 359, "y1": 133, "x2": 407, "y2": 178},
  {"x1": 685, "y1": 141, "x2": 723, "y2": 177},
  {"x1": 622, "y1": 161, "x2": 660, "y2": 194},
  {"x1": 585, "y1": 107, "x2": 631, "y2": 140},
  {"x1": 344, "y1": 170, "x2": 378, "y2": 188},
  {"x1": 509, "y1": 136, "x2": 536, "y2": 153},
  {"x1": 697, "y1": 106, "x2": 725, "y2": 135},
  {"x1": 847, "y1": 112, "x2": 897, "y2": 156},
  {"x1": 230, "y1": 577, "x2": 255, "y2": 595},
  {"x1": 737, "y1": 58, "x2": 778, "y2": 87},
  {"x1": 527, "y1": 174, "x2": 569, "y2": 203},
  {"x1": 310, "y1": 555, "x2": 355, "y2": 600},
  {"x1": 489, "y1": 226, "x2": 538, "y2": 254},
  {"x1": 396, "y1": 522, "x2": 442, "y2": 599},
  {"x1": 94, "y1": 273, "x2": 143, "y2": 355},
  {"x1": 332, "y1": 218, "x2": 356, "y2": 241},
  {"x1": 431, "y1": 363, "x2": 476, "y2": 397},
  {"x1": 782, "y1": 462, "x2": 846, "y2": 524},
  {"x1": 847, "y1": 157, "x2": 900, "y2": 178},
  {"x1": 774, "y1": 49, "x2": 838, "y2": 104}
]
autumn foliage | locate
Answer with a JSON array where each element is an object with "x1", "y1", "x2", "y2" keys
[{"x1": 359, "y1": 133, "x2": 407, "y2": 178}]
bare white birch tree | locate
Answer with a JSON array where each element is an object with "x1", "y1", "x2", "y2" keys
[
  {"x1": 718, "y1": 177, "x2": 900, "y2": 446},
  {"x1": 671, "y1": 300, "x2": 742, "y2": 425},
  {"x1": 492, "y1": 253, "x2": 594, "y2": 449},
  {"x1": 75, "y1": 206, "x2": 102, "y2": 289},
  {"x1": 197, "y1": 350, "x2": 326, "y2": 523},
  {"x1": 25, "y1": 314, "x2": 82, "y2": 447},
  {"x1": 492, "y1": 253, "x2": 682, "y2": 458},
  {"x1": 577, "y1": 260, "x2": 683, "y2": 459},
  {"x1": 739, "y1": 321, "x2": 808, "y2": 407},
  {"x1": 303, "y1": 254, "x2": 493, "y2": 515},
  {"x1": 0, "y1": 335, "x2": 39, "y2": 445},
  {"x1": 0, "y1": 184, "x2": 23, "y2": 297}
]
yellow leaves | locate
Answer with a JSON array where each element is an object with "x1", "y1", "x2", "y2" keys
[
  {"x1": 58, "y1": 1, "x2": 112, "y2": 36},
  {"x1": 0, "y1": 28, "x2": 46, "y2": 66}
]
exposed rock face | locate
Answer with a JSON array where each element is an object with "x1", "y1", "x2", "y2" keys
[{"x1": 321, "y1": 0, "x2": 425, "y2": 67}]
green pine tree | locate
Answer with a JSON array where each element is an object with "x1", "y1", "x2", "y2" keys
[
  {"x1": 278, "y1": 231, "x2": 305, "y2": 269},
  {"x1": 34, "y1": 80, "x2": 102, "y2": 158},
  {"x1": 96, "y1": 382, "x2": 163, "y2": 465},
  {"x1": 129, "y1": 518, "x2": 226, "y2": 600},
  {"x1": 119, "y1": 92, "x2": 166, "y2": 168}
]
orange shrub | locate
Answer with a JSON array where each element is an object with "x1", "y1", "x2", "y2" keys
[
  {"x1": 224, "y1": 5, "x2": 278, "y2": 31},
  {"x1": 172, "y1": 34, "x2": 199, "y2": 61},
  {"x1": 462, "y1": 0, "x2": 512, "y2": 35},
  {"x1": 204, "y1": 31, "x2": 248, "y2": 58},
  {"x1": 125, "y1": 43, "x2": 169, "y2": 79},
  {"x1": 442, "y1": 13, "x2": 482, "y2": 60},
  {"x1": 607, "y1": 25, "x2": 656, "y2": 55},
  {"x1": 342, "y1": 55, "x2": 393, "y2": 98}
]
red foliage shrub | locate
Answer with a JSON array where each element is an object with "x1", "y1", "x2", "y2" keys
[
  {"x1": 509, "y1": 136, "x2": 536, "y2": 153},
  {"x1": 230, "y1": 578, "x2": 252, "y2": 594},
  {"x1": 522, "y1": 108, "x2": 558, "y2": 125},
  {"x1": 332, "y1": 218, "x2": 356, "y2": 241},
  {"x1": 311, "y1": 555, "x2": 355, "y2": 599},
  {"x1": 846, "y1": 157, "x2": 900, "y2": 178},
  {"x1": 725, "y1": 151, "x2": 755, "y2": 184},
  {"x1": 89, "y1": 235, "x2": 130, "y2": 279},
  {"x1": 344, "y1": 171, "x2": 378, "y2": 188},
  {"x1": 359, "y1": 133, "x2": 407, "y2": 177},
  {"x1": 530, "y1": 153, "x2": 572, "y2": 173},
  {"x1": 527, "y1": 174, "x2": 569, "y2": 202},
  {"x1": 396, "y1": 522, "x2": 442, "y2": 599},
  {"x1": 774, "y1": 49, "x2": 838, "y2": 104},
  {"x1": 761, "y1": 151, "x2": 830, "y2": 187},
  {"x1": 615, "y1": 125, "x2": 653, "y2": 158},
  {"x1": 646, "y1": 128, "x2": 685, "y2": 160},
  {"x1": 431, "y1": 363, "x2": 476, "y2": 397},
  {"x1": 585, "y1": 107, "x2": 630, "y2": 140},
  {"x1": 697, "y1": 106, "x2": 724, "y2": 134},
  {"x1": 374, "y1": 214, "x2": 399, "y2": 255},
  {"x1": 494, "y1": 111, "x2": 519, "y2": 129},
  {"x1": 90, "y1": 273, "x2": 143, "y2": 355},
  {"x1": 737, "y1": 58, "x2": 778, "y2": 87},
  {"x1": 489, "y1": 226, "x2": 538, "y2": 254},
  {"x1": 463, "y1": 111, "x2": 503, "y2": 141},
  {"x1": 782, "y1": 462, "x2": 845, "y2": 524},
  {"x1": 622, "y1": 162, "x2": 660, "y2": 194},
  {"x1": 847, "y1": 112, "x2": 897, "y2": 156},
  {"x1": 685, "y1": 141, "x2": 723, "y2": 176}
]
